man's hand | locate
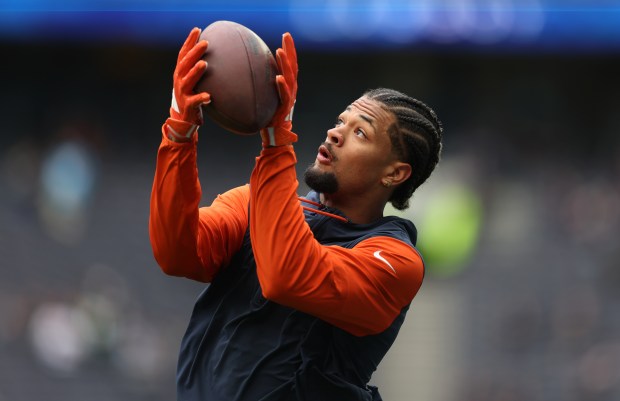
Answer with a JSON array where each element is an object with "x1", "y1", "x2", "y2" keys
[
  {"x1": 166, "y1": 27, "x2": 211, "y2": 142},
  {"x1": 260, "y1": 33, "x2": 298, "y2": 147}
]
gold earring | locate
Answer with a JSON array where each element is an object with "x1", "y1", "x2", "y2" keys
[{"x1": 382, "y1": 180, "x2": 392, "y2": 188}]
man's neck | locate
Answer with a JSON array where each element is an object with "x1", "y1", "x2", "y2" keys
[{"x1": 320, "y1": 193, "x2": 386, "y2": 225}]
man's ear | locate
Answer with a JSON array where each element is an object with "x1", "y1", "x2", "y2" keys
[{"x1": 386, "y1": 162, "x2": 412, "y2": 186}]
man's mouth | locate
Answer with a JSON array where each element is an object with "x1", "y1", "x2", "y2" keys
[{"x1": 317, "y1": 144, "x2": 333, "y2": 165}]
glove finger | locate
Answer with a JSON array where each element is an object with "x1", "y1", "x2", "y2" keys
[
  {"x1": 278, "y1": 35, "x2": 298, "y2": 100},
  {"x1": 275, "y1": 75, "x2": 290, "y2": 112},
  {"x1": 186, "y1": 39, "x2": 208, "y2": 64},
  {"x1": 179, "y1": 40, "x2": 208, "y2": 78},
  {"x1": 183, "y1": 60, "x2": 208, "y2": 92},
  {"x1": 186, "y1": 92, "x2": 211, "y2": 108},
  {"x1": 275, "y1": 49, "x2": 294, "y2": 89},
  {"x1": 178, "y1": 28, "x2": 201, "y2": 63},
  {"x1": 275, "y1": 49, "x2": 287, "y2": 78},
  {"x1": 282, "y1": 33, "x2": 298, "y2": 77}
]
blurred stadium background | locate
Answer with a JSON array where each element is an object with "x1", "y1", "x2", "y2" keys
[{"x1": 1, "y1": 1, "x2": 620, "y2": 400}]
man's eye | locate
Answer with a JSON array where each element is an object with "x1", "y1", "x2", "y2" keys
[
  {"x1": 334, "y1": 120, "x2": 344, "y2": 127},
  {"x1": 356, "y1": 129, "x2": 367, "y2": 138}
]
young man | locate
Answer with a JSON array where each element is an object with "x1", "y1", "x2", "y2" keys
[{"x1": 149, "y1": 28, "x2": 443, "y2": 401}]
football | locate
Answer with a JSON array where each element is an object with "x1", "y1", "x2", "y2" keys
[{"x1": 195, "y1": 21, "x2": 280, "y2": 135}]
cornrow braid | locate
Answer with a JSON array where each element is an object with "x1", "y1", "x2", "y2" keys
[{"x1": 364, "y1": 88, "x2": 443, "y2": 210}]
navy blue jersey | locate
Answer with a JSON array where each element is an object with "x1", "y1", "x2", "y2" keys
[{"x1": 176, "y1": 191, "x2": 419, "y2": 401}]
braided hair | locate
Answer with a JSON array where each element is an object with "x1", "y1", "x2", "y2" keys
[{"x1": 365, "y1": 88, "x2": 443, "y2": 210}]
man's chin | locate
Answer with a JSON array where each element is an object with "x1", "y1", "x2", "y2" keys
[{"x1": 303, "y1": 164, "x2": 339, "y2": 194}]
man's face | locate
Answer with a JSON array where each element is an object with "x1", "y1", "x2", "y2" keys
[{"x1": 304, "y1": 96, "x2": 397, "y2": 197}]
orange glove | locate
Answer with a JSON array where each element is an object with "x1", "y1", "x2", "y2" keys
[
  {"x1": 260, "y1": 33, "x2": 298, "y2": 147},
  {"x1": 165, "y1": 27, "x2": 211, "y2": 142}
]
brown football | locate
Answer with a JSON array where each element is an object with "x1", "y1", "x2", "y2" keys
[{"x1": 195, "y1": 21, "x2": 280, "y2": 135}]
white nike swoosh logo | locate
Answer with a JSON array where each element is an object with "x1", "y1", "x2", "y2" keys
[{"x1": 373, "y1": 250, "x2": 396, "y2": 273}]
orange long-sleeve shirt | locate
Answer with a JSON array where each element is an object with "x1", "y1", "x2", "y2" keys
[{"x1": 149, "y1": 130, "x2": 424, "y2": 336}]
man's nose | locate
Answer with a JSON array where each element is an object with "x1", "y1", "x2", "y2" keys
[{"x1": 326, "y1": 128, "x2": 344, "y2": 146}]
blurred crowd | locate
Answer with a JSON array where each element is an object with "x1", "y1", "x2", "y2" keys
[{"x1": 1, "y1": 36, "x2": 619, "y2": 401}]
